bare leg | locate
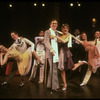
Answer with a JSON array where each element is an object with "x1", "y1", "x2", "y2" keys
[
  {"x1": 61, "y1": 71, "x2": 67, "y2": 90},
  {"x1": 72, "y1": 62, "x2": 86, "y2": 71}
]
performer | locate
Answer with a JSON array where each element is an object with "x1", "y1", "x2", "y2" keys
[
  {"x1": 0, "y1": 45, "x2": 32, "y2": 75},
  {"x1": 50, "y1": 24, "x2": 87, "y2": 90},
  {"x1": 29, "y1": 30, "x2": 45, "y2": 83},
  {"x1": 71, "y1": 29, "x2": 81, "y2": 63},
  {"x1": 44, "y1": 19, "x2": 60, "y2": 91},
  {"x1": 73, "y1": 29, "x2": 80, "y2": 44},
  {"x1": 71, "y1": 32, "x2": 100, "y2": 86},
  {"x1": 1, "y1": 32, "x2": 42, "y2": 87}
]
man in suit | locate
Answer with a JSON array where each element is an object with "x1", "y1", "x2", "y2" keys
[{"x1": 44, "y1": 19, "x2": 59, "y2": 91}]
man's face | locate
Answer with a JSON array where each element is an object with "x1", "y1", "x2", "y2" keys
[
  {"x1": 39, "y1": 31, "x2": 44, "y2": 36},
  {"x1": 11, "y1": 33, "x2": 18, "y2": 40},
  {"x1": 94, "y1": 31, "x2": 100, "y2": 39},
  {"x1": 50, "y1": 20, "x2": 58, "y2": 31}
]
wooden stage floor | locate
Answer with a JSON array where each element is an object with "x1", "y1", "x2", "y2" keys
[{"x1": 0, "y1": 70, "x2": 100, "y2": 99}]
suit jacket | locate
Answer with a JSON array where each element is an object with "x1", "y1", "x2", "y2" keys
[{"x1": 44, "y1": 29, "x2": 59, "y2": 59}]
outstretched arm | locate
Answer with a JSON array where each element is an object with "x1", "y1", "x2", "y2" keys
[
  {"x1": 71, "y1": 34, "x2": 83, "y2": 45},
  {"x1": 50, "y1": 35, "x2": 69, "y2": 43},
  {"x1": 56, "y1": 35, "x2": 69, "y2": 43}
]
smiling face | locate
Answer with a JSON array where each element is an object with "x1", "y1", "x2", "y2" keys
[
  {"x1": 94, "y1": 31, "x2": 100, "y2": 39},
  {"x1": 50, "y1": 20, "x2": 58, "y2": 31},
  {"x1": 39, "y1": 31, "x2": 44, "y2": 37},
  {"x1": 62, "y1": 26, "x2": 69, "y2": 35},
  {"x1": 0, "y1": 45, "x2": 7, "y2": 53},
  {"x1": 81, "y1": 33, "x2": 87, "y2": 41},
  {"x1": 11, "y1": 32, "x2": 19, "y2": 40}
]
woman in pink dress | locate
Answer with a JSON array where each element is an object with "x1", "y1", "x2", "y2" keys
[{"x1": 71, "y1": 32, "x2": 100, "y2": 73}]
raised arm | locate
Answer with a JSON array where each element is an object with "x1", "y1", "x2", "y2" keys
[
  {"x1": 56, "y1": 35, "x2": 69, "y2": 43},
  {"x1": 35, "y1": 37, "x2": 44, "y2": 45},
  {"x1": 50, "y1": 34, "x2": 69, "y2": 44}
]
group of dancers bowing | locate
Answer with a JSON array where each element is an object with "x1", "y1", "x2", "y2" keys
[{"x1": 0, "y1": 19, "x2": 100, "y2": 92}]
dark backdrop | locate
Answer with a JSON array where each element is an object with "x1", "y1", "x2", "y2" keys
[{"x1": 0, "y1": 1, "x2": 100, "y2": 47}]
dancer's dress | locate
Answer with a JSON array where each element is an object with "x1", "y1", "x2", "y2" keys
[
  {"x1": 58, "y1": 42, "x2": 74, "y2": 71},
  {"x1": 83, "y1": 41, "x2": 100, "y2": 73},
  {"x1": 7, "y1": 47, "x2": 32, "y2": 76}
]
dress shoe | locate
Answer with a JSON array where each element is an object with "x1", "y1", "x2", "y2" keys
[
  {"x1": 78, "y1": 60, "x2": 87, "y2": 64},
  {"x1": 62, "y1": 84, "x2": 67, "y2": 91},
  {"x1": 19, "y1": 82, "x2": 24, "y2": 87},
  {"x1": 80, "y1": 82, "x2": 87, "y2": 86},
  {"x1": 1, "y1": 81, "x2": 8, "y2": 86}
]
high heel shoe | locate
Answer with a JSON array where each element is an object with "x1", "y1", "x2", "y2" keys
[{"x1": 62, "y1": 84, "x2": 67, "y2": 91}]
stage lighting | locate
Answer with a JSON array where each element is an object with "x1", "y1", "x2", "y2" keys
[
  {"x1": 9, "y1": 4, "x2": 12, "y2": 7},
  {"x1": 78, "y1": 3, "x2": 81, "y2": 6},
  {"x1": 42, "y1": 3, "x2": 45, "y2": 7},
  {"x1": 34, "y1": 3, "x2": 37, "y2": 6},
  {"x1": 92, "y1": 18, "x2": 96, "y2": 23},
  {"x1": 92, "y1": 18, "x2": 96, "y2": 27},
  {"x1": 70, "y1": 3, "x2": 74, "y2": 7}
]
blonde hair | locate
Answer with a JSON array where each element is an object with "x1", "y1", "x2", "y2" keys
[{"x1": 0, "y1": 45, "x2": 7, "y2": 53}]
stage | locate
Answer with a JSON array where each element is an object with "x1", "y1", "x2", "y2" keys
[{"x1": 0, "y1": 70, "x2": 100, "y2": 99}]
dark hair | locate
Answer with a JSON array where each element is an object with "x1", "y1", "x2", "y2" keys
[
  {"x1": 49, "y1": 19, "x2": 58, "y2": 26},
  {"x1": 74, "y1": 29, "x2": 80, "y2": 35},
  {"x1": 94, "y1": 31, "x2": 99, "y2": 34},
  {"x1": 80, "y1": 32, "x2": 87, "y2": 40},
  {"x1": 61, "y1": 24, "x2": 69, "y2": 30},
  {"x1": 11, "y1": 31, "x2": 19, "y2": 36},
  {"x1": 81, "y1": 31, "x2": 86, "y2": 35}
]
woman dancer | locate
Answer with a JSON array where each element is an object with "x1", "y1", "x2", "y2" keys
[
  {"x1": 0, "y1": 45, "x2": 32, "y2": 76},
  {"x1": 71, "y1": 32, "x2": 100, "y2": 73},
  {"x1": 50, "y1": 24, "x2": 87, "y2": 90}
]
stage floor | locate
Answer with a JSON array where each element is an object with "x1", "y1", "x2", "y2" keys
[{"x1": 0, "y1": 71, "x2": 100, "y2": 99}]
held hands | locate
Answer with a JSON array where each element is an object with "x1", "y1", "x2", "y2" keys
[
  {"x1": 51, "y1": 50, "x2": 56, "y2": 56},
  {"x1": 50, "y1": 49, "x2": 56, "y2": 56},
  {"x1": 49, "y1": 35, "x2": 56, "y2": 39}
]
